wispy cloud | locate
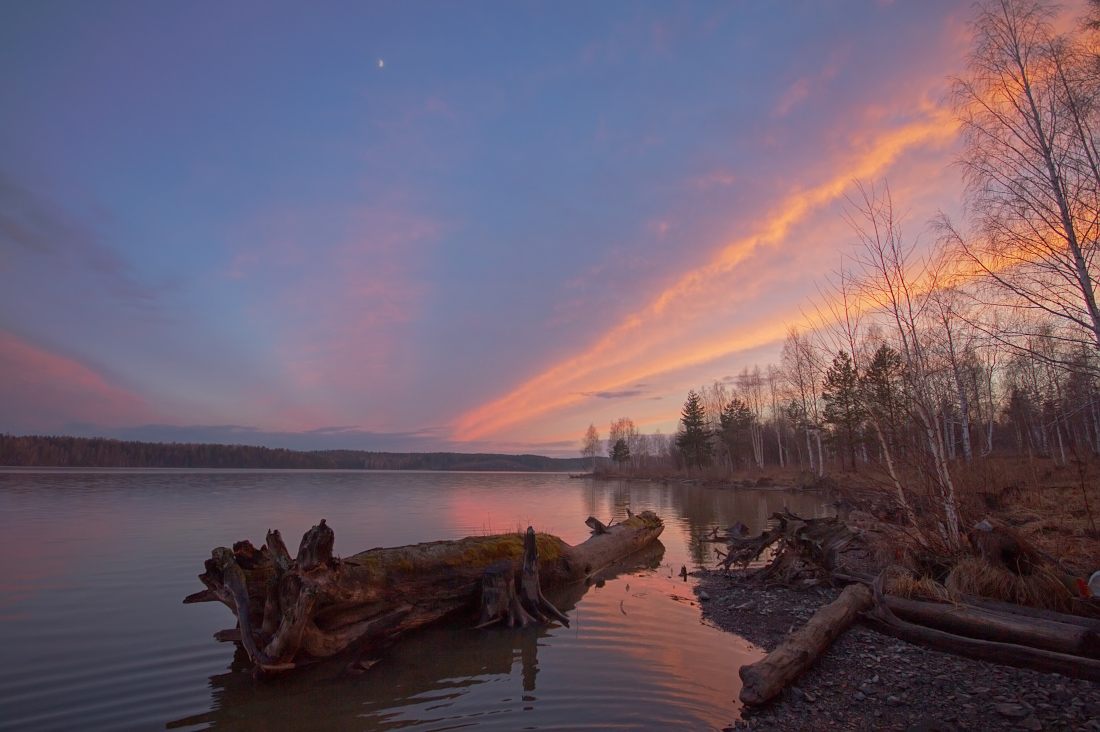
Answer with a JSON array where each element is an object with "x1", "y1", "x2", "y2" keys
[
  {"x1": 454, "y1": 102, "x2": 957, "y2": 441},
  {"x1": 579, "y1": 389, "x2": 644, "y2": 399},
  {"x1": 219, "y1": 201, "x2": 442, "y2": 430},
  {"x1": 0, "y1": 172, "x2": 160, "y2": 305},
  {"x1": 0, "y1": 329, "x2": 154, "y2": 432}
]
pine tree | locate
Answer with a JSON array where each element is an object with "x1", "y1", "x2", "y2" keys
[
  {"x1": 718, "y1": 397, "x2": 754, "y2": 468},
  {"x1": 860, "y1": 344, "x2": 903, "y2": 454},
  {"x1": 610, "y1": 438, "x2": 631, "y2": 470},
  {"x1": 676, "y1": 389, "x2": 712, "y2": 468},
  {"x1": 822, "y1": 350, "x2": 866, "y2": 471}
]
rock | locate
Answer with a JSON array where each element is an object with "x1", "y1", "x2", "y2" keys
[
  {"x1": 995, "y1": 703, "x2": 1029, "y2": 720},
  {"x1": 906, "y1": 719, "x2": 958, "y2": 732},
  {"x1": 699, "y1": 591, "x2": 710, "y2": 601},
  {"x1": 1019, "y1": 717, "x2": 1042, "y2": 731}
]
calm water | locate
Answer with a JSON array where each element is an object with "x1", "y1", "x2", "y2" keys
[{"x1": 0, "y1": 470, "x2": 833, "y2": 731}]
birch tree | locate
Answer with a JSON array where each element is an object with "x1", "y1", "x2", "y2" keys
[{"x1": 951, "y1": 0, "x2": 1100, "y2": 356}]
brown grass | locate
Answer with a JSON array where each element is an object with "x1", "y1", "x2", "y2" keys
[
  {"x1": 884, "y1": 568, "x2": 956, "y2": 603},
  {"x1": 945, "y1": 557, "x2": 1076, "y2": 612}
]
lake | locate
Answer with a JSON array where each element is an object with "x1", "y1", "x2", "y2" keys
[{"x1": 0, "y1": 469, "x2": 834, "y2": 731}]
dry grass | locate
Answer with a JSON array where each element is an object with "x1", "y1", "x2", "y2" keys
[
  {"x1": 824, "y1": 455, "x2": 1100, "y2": 614},
  {"x1": 954, "y1": 459, "x2": 1100, "y2": 578},
  {"x1": 885, "y1": 568, "x2": 956, "y2": 603},
  {"x1": 842, "y1": 455, "x2": 1100, "y2": 574},
  {"x1": 945, "y1": 557, "x2": 1076, "y2": 612}
]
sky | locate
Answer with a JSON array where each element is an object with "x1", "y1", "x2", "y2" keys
[{"x1": 0, "y1": 0, "x2": 984, "y2": 457}]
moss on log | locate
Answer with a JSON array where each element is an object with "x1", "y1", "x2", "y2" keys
[{"x1": 186, "y1": 511, "x2": 663, "y2": 674}]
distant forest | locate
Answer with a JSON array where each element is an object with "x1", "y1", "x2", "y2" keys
[{"x1": 0, "y1": 434, "x2": 590, "y2": 472}]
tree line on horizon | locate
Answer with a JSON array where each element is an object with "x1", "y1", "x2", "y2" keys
[
  {"x1": 0, "y1": 434, "x2": 588, "y2": 472},
  {"x1": 581, "y1": 0, "x2": 1100, "y2": 549}
]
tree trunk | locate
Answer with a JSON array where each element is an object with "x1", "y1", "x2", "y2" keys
[
  {"x1": 806, "y1": 427, "x2": 814, "y2": 473},
  {"x1": 738, "y1": 583, "x2": 872, "y2": 705},
  {"x1": 815, "y1": 430, "x2": 824, "y2": 477},
  {"x1": 884, "y1": 595, "x2": 1100, "y2": 659},
  {"x1": 185, "y1": 512, "x2": 664, "y2": 674},
  {"x1": 865, "y1": 604, "x2": 1100, "y2": 682},
  {"x1": 867, "y1": 414, "x2": 917, "y2": 528}
]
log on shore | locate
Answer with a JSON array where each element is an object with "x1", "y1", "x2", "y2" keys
[
  {"x1": 883, "y1": 595, "x2": 1100, "y2": 659},
  {"x1": 865, "y1": 573, "x2": 1100, "y2": 681},
  {"x1": 738, "y1": 583, "x2": 872, "y2": 705},
  {"x1": 955, "y1": 593, "x2": 1100, "y2": 632},
  {"x1": 185, "y1": 511, "x2": 663, "y2": 674},
  {"x1": 865, "y1": 606, "x2": 1100, "y2": 682},
  {"x1": 831, "y1": 570, "x2": 1100, "y2": 640}
]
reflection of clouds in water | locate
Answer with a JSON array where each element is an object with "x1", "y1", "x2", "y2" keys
[{"x1": 3, "y1": 471, "x2": 829, "y2": 731}]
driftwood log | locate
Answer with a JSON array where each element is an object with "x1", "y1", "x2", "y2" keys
[
  {"x1": 720, "y1": 511, "x2": 857, "y2": 586},
  {"x1": 185, "y1": 511, "x2": 663, "y2": 674},
  {"x1": 883, "y1": 595, "x2": 1100, "y2": 659},
  {"x1": 738, "y1": 583, "x2": 872, "y2": 705},
  {"x1": 865, "y1": 574, "x2": 1100, "y2": 682}
]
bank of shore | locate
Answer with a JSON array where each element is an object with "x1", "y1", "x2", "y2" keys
[{"x1": 695, "y1": 573, "x2": 1100, "y2": 732}]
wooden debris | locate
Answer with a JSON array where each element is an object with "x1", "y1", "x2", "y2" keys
[
  {"x1": 738, "y1": 583, "x2": 873, "y2": 705},
  {"x1": 519, "y1": 526, "x2": 571, "y2": 626},
  {"x1": 883, "y1": 595, "x2": 1100, "y2": 659},
  {"x1": 476, "y1": 560, "x2": 535, "y2": 628},
  {"x1": 721, "y1": 511, "x2": 857, "y2": 586},
  {"x1": 187, "y1": 511, "x2": 663, "y2": 674},
  {"x1": 585, "y1": 516, "x2": 609, "y2": 534},
  {"x1": 866, "y1": 573, "x2": 1100, "y2": 682},
  {"x1": 955, "y1": 593, "x2": 1100, "y2": 632}
]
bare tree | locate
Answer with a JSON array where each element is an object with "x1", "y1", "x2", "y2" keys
[
  {"x1": 608, "y1": 417, "x2": 639, "y2": 469},
  {"x1": 767, "y1": 364, "x2": 788, "y2": 468},
  {"x1": 581, "y1": 423, "x2": 601, "y2": 472},
  {"x1": 950, "y1": 0, "x2": 1100, "y2": 356},
  {"x1": 930, "y1": 288, "x2": 976, "y2": 463},
  {"x1": 736, "y1": 366, "x2": 766, "y2": 469},
  {"x1": 782, "y1": 327, "x2": 826, "y2": 476},
  {"x1": 844, "y1": 183, "x2": 956, "y2": 544}
]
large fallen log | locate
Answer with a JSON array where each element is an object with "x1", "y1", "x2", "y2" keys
[
  {"x1": 832, "y1": 569, "x2": 1100, "y2": 635},
  {"x1": 956, "y1": 593, "x2": 1100, "y2": 631},
  {"x1": 185, "y1": 511, "x2": 663, "y2": 674},
  {"x1": 883, "y1": 595, "x2": 1100, "y2": 659},
  {"x1": 738, "y1": 583, "x2": 872, "y2": 705},
  {"x1": 866, "y1": 574, "x2": 1100, "y2": 681}
]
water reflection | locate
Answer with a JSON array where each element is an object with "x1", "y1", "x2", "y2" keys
[
  {"x1": 0, "y1": 471, "x2": 829, "y2": 732},
  {"x1": 581, "y1": 479, "x2": 835, "y2": 567}
]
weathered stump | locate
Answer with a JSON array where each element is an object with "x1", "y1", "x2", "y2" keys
[
  {"x1": 477, "y1": 560, "x2": 535, "y2": 628},
  {"x1": 520, "y1": 526, "x2": 571, "y2": 626},
  {"x1": 186, "y1": 511, "x2": 664, "y2": 674}
]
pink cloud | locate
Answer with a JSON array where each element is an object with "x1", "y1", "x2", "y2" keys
[
  {"x1": 0, "y1": 330, "x2": 153, "y2": 431},
  {"x1": 774, "y1": 77, "x2": 811, "y2": 117},
  {"x1": 221, "y1": 203, "x2": 442, "y2": 432}
]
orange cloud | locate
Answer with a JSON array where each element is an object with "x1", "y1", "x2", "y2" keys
[{"x1": 453, "y1": 103, "x2": 957, "y2": 442}]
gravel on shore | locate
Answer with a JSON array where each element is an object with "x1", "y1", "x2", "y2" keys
[{"x1": 695, "y1": 571, "x2": 1100, "y2": 732}]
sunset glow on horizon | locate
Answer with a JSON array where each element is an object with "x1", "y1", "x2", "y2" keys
[{"x1": 1, "y1": 1, "x2": 985, "y2": 456}]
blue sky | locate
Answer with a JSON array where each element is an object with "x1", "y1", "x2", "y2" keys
[{"x1": 0, "y1": 1, "x2": 978, "y2": 455}]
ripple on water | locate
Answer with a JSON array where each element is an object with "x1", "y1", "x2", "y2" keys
[{"x1": 0, "y1": 470, "x2": 829, "y2": 731}]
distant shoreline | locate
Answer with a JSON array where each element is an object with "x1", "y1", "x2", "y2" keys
[{"x1": 0, "y1": 433, "x2": 593, "y2": 472}]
